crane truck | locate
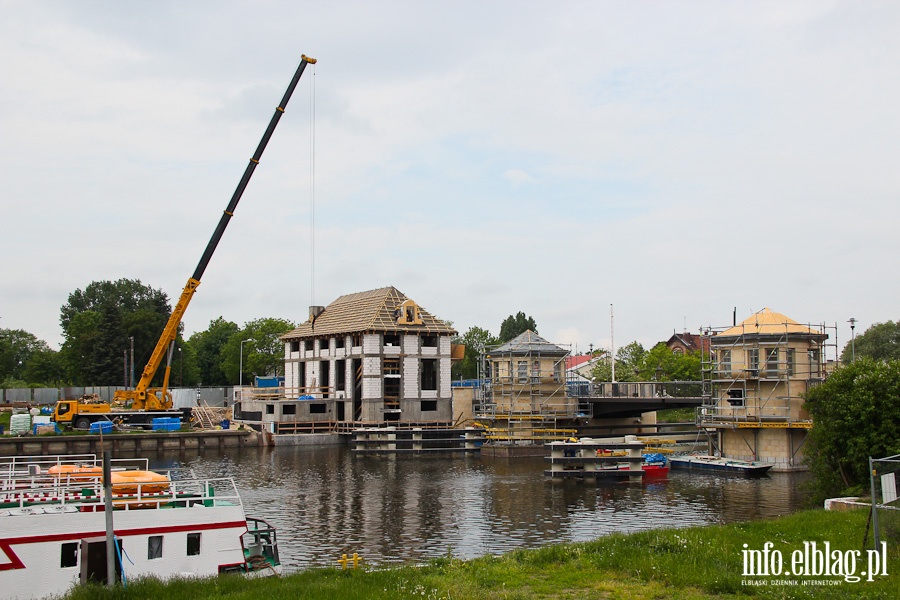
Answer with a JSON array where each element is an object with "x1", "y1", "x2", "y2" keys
[{"x1": 52, "y1": 54, "x2": 317, "y2": 430}]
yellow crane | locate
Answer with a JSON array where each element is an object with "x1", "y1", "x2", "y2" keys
[{"x1": 113, "y1": 54, "x2": 317, "y2": 412}]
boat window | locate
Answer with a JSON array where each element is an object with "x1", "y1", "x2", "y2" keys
[
  {"x1": 187, "y1": 533, "x2": 201, "y2": 556},
  {"x1": 148, "y1": 536, "x2": 163, "y2": 560},
  {"x1": 60, "y1": 542, "x2": 78, "y2": 568}
]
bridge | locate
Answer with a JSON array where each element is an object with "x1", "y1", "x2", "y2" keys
[{"x1": 573, "y1": 381, "x2": 706, "y2": 419}]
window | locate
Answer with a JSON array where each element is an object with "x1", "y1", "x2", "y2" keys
[
  {"x1": 187, "y1": 533, "x2": 201, "y2": 556},
  {"x1": 517, "y1": 361, "x2": 528, "y2": 384},
  {"x1": 720, "y1": 350, "x2": 732, "y2": 375},
  {"x1": 786, "y1": 349, "x2": 795, "y2": 376},
  {"x1": 747, "y1": 348, "x2": 759, "y2": 373},
  {"x1": 290, "y1": 341, "x2": 300, "y2": 352},
  {"x1": 336, "y1": 360, "x2": 346, "y2": 392},
  {"x1": 421, "y1": 400, "x2": 437, "y2": 412},
  {"x1": 727, "y1": 389, "x2": 744, "y2": 407},
  {"x1": 282, "y1": 404, "x2": 296, "y2": 415},
  {"x1": 808, "y1": 349, "x2": 821, "y2": 377},
  {"x1": 148, "y1": 536, "x2": 163, "y2": 560},
  {"x1": 266, "y1": 404, "x2": 275, "y2": 415},
  {"x1": 309, "y1": 403, "x2": 327, "y2": 414},
  {"x1": 765, "y1": 348, "x2": 779, "y2": 374},
  {"x1": 335, "y1": 336, "x2": 345, "y2": 349},
  {"x1": 553, "y1": 361, "x2": 563, "y2": 383},
  {"x1": 422, "y1": 334, "x2": 438, "y2": 348},
  {"x1": 531, "y1": 360, "x2": 541, "y2": 383},
  {"x1": 384, "y1": 332, "x2": 400, "y2": 346},
  {"x1": 352, "y1": 334, "x2": 362, "y2": 347},
  {"x1": 61, "y1": 542, "x2": 78, "y2": 568},
  {"x1": 421, "y1": 359, "x2": 438, "y2": 391}
]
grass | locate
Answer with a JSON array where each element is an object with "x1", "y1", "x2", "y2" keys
[
  {"x1": 656, "y1": 407, "x2": 696, "y2": 424},
  {"x1": 60, "y1": 508, "x2": 899, "y2": 600}
]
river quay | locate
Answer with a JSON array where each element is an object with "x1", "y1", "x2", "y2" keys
[{"x1": 0, "y1": 429, "x2": 255, "y2": 456}]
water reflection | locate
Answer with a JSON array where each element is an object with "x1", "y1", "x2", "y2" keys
[{"x1": 146, "y1": 446, "x2": 811, "y2": 569}]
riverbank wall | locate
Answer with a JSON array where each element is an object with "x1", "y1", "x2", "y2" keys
[{"x1": 0, "y1": 429, "x2": 255, "y2": 456}]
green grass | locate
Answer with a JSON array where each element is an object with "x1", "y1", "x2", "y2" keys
[
  {"x1": 60, "y1": 508, "x2": 899, "y2": 600},
  {"x1": 656, "y1": 407, "x2": 696, "y2": 423}
]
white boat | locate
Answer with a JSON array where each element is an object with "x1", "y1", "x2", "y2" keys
[{"x1": 0, "y1": 454, "x2": 280, "y2": 600}]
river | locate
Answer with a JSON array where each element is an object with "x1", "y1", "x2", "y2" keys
[{"x1": 147, "y1": 445, "x2": 811, "y2": 570}]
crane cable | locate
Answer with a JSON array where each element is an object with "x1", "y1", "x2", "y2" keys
[{"x1": 309, "y1": 63, "x2": 316, "y2": 308}]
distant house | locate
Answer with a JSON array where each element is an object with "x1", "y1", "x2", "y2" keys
[
  {"x1": 565, "y1": 354, "x2": 603, "y2": 381},
  {"x1": 665, "y1": 332, "x2": 709, "y2": 355},
  {"x1": 235, "y1": 287, "x2": 457, "y2": 430}
]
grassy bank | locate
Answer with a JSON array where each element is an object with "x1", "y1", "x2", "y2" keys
[{"x1": 62, "y1": 508, "x2": 897, "y2": 600}]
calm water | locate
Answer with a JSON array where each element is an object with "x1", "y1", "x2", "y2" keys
[{"x1": 146, "y1": 445, "x2": 811, "y2": 569}]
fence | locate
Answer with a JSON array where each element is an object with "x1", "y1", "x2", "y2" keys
[
  {"x1": 870, "y1": 454, "x2": 900, "y2": 550},
  {"x1": 0, "y1": 386, "x2": 233, "y2": 409}
]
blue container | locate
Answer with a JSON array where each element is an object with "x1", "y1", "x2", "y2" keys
[
  {"x1": 89, "y1": 421, "x2": 113, "y2": 434},
  {"x1": 220, "y1": 419, "x2": 230, "y2": 430},
  {"x1": 152, "y1": 417, "x2": 181, "y2": 432}
]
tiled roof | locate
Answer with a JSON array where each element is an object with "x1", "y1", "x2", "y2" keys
[
  {"x1": 488, "y1": 330, "x2": 570, "y2": 356},
  {"x1": 281, "y1": 286, "x2": 456, "y2": 339},
  {"x1": 717, "y1": 307, "x2": 824, "y2": 337},
  {"x1": 566, "y1": 355, "x2": 594, "y2": 369}
]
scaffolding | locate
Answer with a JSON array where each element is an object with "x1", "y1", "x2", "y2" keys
[
  {"x1": 696, "y1": 310, "x2": 838, "y2": 464},
  {"x1": 474, "y1": 331, "x2": 580, "y2": 442}
]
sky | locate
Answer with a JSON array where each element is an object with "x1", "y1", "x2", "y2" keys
[{"x1": 1, "y1": 1, "x2": 897, "y2": 361}]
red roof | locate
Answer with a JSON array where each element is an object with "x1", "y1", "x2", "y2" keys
[{"x1": 566, "y1": 355, "x2": 594, "y2": 369}]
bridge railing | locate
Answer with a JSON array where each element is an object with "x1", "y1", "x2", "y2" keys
[{"x1": 589, "y1": 381, "x2": 704, "y2": 398}]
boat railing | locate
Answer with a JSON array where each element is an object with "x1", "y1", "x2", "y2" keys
[
  {"x1": 0, "y1": 474, "x2": 243, "y2": 511},
  {"x1": 0, "y1": 454, "x2": 150, "y2": 478}
]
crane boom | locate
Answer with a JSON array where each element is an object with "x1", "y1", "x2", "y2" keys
[{"x1": 114, "y1": 54, "x2": 317, "y2": 411}]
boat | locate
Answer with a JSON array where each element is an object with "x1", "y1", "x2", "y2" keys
[
  {"x1": 668, "y1": 454, "x2": 773, "y2": 476},
  {"x1": 0, "y1": 454, "x2": 281, "y2": 599},
  {"x1": 641, "y1": 453, "x2": 669, "y2": 478}
]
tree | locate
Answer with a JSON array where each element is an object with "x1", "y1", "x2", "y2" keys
[
  {"x1": 841, "y1": 321, "x2": 900, "y2": 364},
  {"x1": 451, "y1": 326, "x2": 499, "y2": 380},
  {"x1": 189, "y1": 317, "x2": 240, "y2": 386},
  {"x1": 0, "y1": 328, "x2": 60, "y2": 386},
  {"x1": 221, "y1": 318, "x2": 296, "y2": 384},
  {"x1": 498, "y1": 312, "x2": 538, "y2": 343},
  {"x1": 804, "y1": 358, "x2": 900, "y2": 502},
  {"x1": 59, "y1": 279, "x2": 172, "y2": 386},
  {"x1": 636, "y1": 343, "x2": 702, "y2": 382}
]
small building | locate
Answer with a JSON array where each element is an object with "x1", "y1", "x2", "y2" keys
[
  {"x1": 478, "y1": 330, "x2": 577, "y2": 442},
  {"x1": 699, "y1": 307, "x2": 830, "y2": 470},
  {"x1": 236, "y1": 287, "x2": 457, "y2": 431}
]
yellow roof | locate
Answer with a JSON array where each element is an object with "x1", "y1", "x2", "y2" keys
[{"x1": 718, "y1": 308, "x2": 821, "y2": 337}]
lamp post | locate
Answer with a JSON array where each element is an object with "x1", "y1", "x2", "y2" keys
[
  {"x1": 240, "y1": 338, "x2": 254, "y2": 388},
  {"x1": 848, "y1": 318, "x2": 857, "y2": 363}
]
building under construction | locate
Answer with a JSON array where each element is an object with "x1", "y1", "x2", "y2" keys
[
  {"x1": 475, "y1": 330, "x2": 581, "y2": 443},
  {"x1": 234, "y1": 287, "x2": 459, "y2": 432},
  {"x1": 699, "y1": 307, "x2": 836, "y2": 470}
]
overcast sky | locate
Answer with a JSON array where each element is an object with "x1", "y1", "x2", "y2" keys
[{"x1": 1, "y1": 1, "x2": 896, "y2": 359}]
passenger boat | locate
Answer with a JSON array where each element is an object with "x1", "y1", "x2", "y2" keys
[
  {"x1": 669, "y1": 454, "x2": 773, "y2": 476},
  {"x1": 0, "y1": 454, "x2": 281, "y2": 599}
]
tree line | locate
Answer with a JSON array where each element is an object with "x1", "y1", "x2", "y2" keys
[{"x1": 1, "y1": 278, "x2": 294, "y2": 389}]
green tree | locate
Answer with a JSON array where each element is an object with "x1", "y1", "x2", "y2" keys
[
  {"x1": 841, "y1": 320, "x2": 900, "y2": 364},
  {"x1": 59, "y1": 279, "x2": 172, "y2": 386},
  {"x1": 451, "y1": 326, "x2": 498, "y2": 380},
  {"x1": 189, "y1": 317, "x2": 240, "y2": 386},
  {"x1": 222, "y1": 318, "x2": 295, "y2": 384},
  {"x1": 498, "y1": 312, "x2": 538, "y2": 343},
  {"x1": 636, "y1": 343, "x2": 702, "y2": 381},
  {"x1": 0, "y1": 328, "x2": 56, "y2": 384},
  {"x1": 804, "y1": 358, "x2": 900, "y2": 502}
]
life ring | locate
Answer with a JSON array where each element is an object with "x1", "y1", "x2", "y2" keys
[
  {"x1": 48, "y1": 464, "x2": 103, "y2": 480},
  {"x1": 110, "y1": 470, "x2": 170, "y2": 495}
]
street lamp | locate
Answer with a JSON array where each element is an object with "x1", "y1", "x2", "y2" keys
[
  {"x1": 240, "y1": 338, "x2": 254, "y2": 388},
  {"x1": 848, "y1": 318, "x2": 857, "y2": 363}
]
